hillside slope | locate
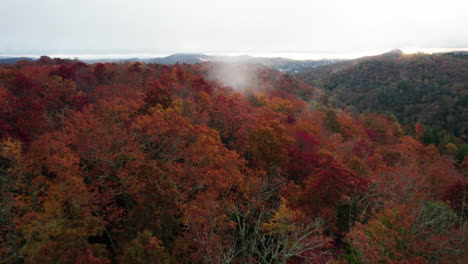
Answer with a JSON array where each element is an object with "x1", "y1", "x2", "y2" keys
[{"x1": 297, "y1": 51, "x2": 468, "y2": 141}]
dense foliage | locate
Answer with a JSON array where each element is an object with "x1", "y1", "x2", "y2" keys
[
  {"x1": 0, "y1": 58, "x2": 466, "y2": 263},
  {"x1": 297, "y1": 51, "x2": 468, "y2": 144}
]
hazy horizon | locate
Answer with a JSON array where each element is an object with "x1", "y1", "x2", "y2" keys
[
  {"x1": 2, "y1": 0, "x2": 468, "y2": 60},
  {"x1": 2, "y1": 47, "x2": 468, "y2": 61}
]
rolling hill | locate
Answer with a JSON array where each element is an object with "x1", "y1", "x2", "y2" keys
[{"x1": 296, "y1": 50, "x2": 468, "y2": 141}]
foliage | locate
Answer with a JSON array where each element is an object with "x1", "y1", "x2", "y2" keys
[
  {"x1": 0, "y1": 59, "x2": 465, "y2": 263},
  {"x1": 298, "y1": 52, "x2": 468, "y2": 142}
]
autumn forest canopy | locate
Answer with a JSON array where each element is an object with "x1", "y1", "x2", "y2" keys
[{"x1": 0, "y1": 55, "x2": 467, "y2": 263}]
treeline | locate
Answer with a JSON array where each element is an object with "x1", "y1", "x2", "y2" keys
[{"x1": 0, "y1": 58, "x2": 466, "y2": 263}]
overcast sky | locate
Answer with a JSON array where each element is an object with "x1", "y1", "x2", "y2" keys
[{"x1": 1, "y1": 0, "x2": 468, "y2": 59}]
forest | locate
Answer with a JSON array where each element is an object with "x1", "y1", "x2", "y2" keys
[
  {"x1": 0, "y1": 57, "x2": 466, "y2": 263},
  {"x1": 297, "y1": 51, "x2": 468, "y2": 143}
]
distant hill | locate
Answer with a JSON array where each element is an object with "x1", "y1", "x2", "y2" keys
[
  {"x1": 81, "y1": 53, "x2": 342, "y2": 74},
  {"x1": 145, "y1": 53, "x2": 210, "y2": 64},
  {"x1": 0, "y1": 57, "x2": 34, "y2": 64},
  {"x1": 296, "y1": 51, "x2": 468, "y2": 141}
]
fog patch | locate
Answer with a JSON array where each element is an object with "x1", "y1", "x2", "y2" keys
[{"x1": 206, "y1": 63, "x2": 259, "y2": 92}]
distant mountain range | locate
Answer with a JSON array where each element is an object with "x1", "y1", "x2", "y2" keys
[
  {"x1": 3, "y1": 50, "x2": 467, "y2": 74},
  {"x1": 0, "y1": 53, "x2": 343, "y2": 74},
  {"x1": 83, "y1": 53, "x2": 344, "y2": 74}
]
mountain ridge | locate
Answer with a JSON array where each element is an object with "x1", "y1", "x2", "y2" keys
[
  {"x1": 0, "y1": 53, "x2": 343, "y2": 73},
  {"x1": 296, "y1": 51, "x2": 468, "y2": 141}
]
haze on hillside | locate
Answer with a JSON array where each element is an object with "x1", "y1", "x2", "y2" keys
[{"x1": 2, "y1": 0, "x2": 468, "y2": 59}]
